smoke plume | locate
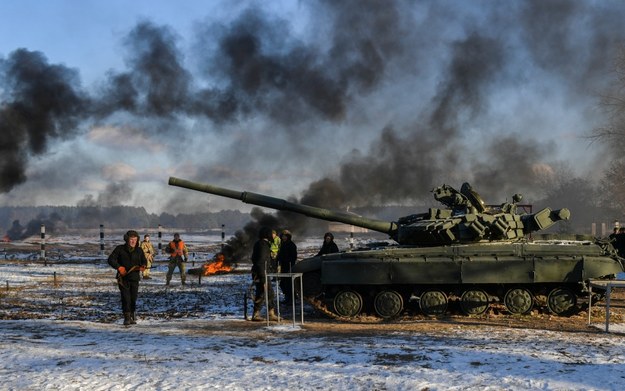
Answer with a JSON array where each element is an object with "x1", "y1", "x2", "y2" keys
[
  {"x1": 2, "y1": 0, "x2": 625, "y2": 247},
  {"x1": 0, "y1": 49, "x2": 88, "y2": 192}
]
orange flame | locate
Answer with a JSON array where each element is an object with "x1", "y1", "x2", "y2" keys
[{"x1": 201, "y1": 254, "x2": 232, "y2": 276}]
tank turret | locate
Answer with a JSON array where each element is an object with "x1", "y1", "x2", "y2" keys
[{"x1": 168, "y1": 176, "x2": 569, "y2": 245}]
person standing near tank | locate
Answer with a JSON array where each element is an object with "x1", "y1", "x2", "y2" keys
[
  {"x1": 316, "y1": 232, "x2": 339, "y2": 256},
  {"x1": 251, "y1": 226, "x2": 279, "y2": 321},
  {"x1": 615, "y1": 227, "x2": 625, "y2": 258},
  {"x1": 140, "y1": 234, "x2": 156, "y2": 279},
  {"x1": 165, "y1": 233, "x2": 188, "y2": 286},
  {"x1": 270, "y1": 229, "x2": 281, "y2": 269},
  {"x1": 108, "y1": 230, "x2": 147, "y2": 326},
  {"x1": 277, "y1": 229, "x2": 298, "y2": 303}
]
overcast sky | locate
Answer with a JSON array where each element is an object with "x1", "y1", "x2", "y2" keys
[{"x1": 1, "y1": 0, "x2": 624, "y2": 215}]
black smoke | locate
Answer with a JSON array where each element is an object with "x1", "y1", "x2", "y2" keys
[
  {"x1": 6, "y1": 212, "x2": 64, "y2": 240},
  {"x1": 275, "y1": 1, "x2": 625, "y2": 213},
  {"x1": 0, "y1": 49, "x2": 89, "y2": 192},
  {"x1": 224, "y1": 207, "x2": 280, "y2": 262},
  {"x1": 294, "y1": 30, "x2": 510, "y2": 209},
  {"x1": 96, "y1": 22, "x2": 191, "y2": 117}
]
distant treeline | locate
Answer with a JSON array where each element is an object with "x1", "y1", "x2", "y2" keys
[{"x1": 0, "y1": 206, "x2": 251, "y2": 234}]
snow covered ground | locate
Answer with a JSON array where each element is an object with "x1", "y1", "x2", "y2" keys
[
  {"x1": 2, "y1": 317, "x2": 625, "y2": 391},
  {"x1": 2, "y1": 236, "x2": 625, "y2": 390}
]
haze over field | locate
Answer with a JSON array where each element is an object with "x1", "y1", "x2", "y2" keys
[{"x1": 2, "y1": 0, "x2": 625, "y2": 231}]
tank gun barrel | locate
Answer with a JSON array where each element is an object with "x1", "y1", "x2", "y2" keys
[{"x1": 168, "y1": 177, "x2": 397, "y2": 235}]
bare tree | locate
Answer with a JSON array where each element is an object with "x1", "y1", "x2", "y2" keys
[
  {"x1": 598, "y1": 160, "x2": 625, "y2": 211},
  {"x1": 591, "y1": 46, "x2": 625, "y2": 150},
  {"x1": 589, "y1": 46, "x2": 625, "y2": 211}
]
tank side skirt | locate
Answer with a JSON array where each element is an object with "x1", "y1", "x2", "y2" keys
[
  {"x1": 318, "y1": 254, "x2": 592, "y2": 311},
  {"x1": 304, "y1": 244, "x2": 621, "y2": 317}
]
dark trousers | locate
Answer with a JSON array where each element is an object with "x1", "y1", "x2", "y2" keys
[
  {"x1": 280, "y1": 278, "x2": 293, "y2": 302},
  {"x1": 166, "y1": 257, "x2": 186, "y2": 283},
  {"x1": 118, "y1": 279, "x2": 139, "y2": 313},
  {"x1": 279, "y1": 263, "x2": 295, "y2": 302},
  {"x1": 253, "y1": 273, "x2": 275, "y2": 311}
]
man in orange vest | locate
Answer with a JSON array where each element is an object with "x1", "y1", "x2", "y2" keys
[{"x1": 165, "y1": 233, "x2": 189, "y2": 286}]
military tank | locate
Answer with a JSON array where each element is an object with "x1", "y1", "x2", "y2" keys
[{"x1": 168, "y1": 176, "x2": 624, "y2": 318}]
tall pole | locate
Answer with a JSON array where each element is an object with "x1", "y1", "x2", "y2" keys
[
  {"x1": 99, "y1": 224, "x2": 105, "y2": 258},
  {"x1": 40, "y1": 224, "x2": 46, "y2": 266},
  {"x1": 158, "y1": 224, "x2": 163, "y2": 255},
  {"x1": 349, "y1": 230, "x2": 354, "y2": 252},
  {"x1": 221, "y1": 224, "x2": 225, "y2": 251}
]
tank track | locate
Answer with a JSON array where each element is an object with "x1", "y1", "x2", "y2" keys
[
  {"x1": 303, "y1": 291, "x2": 596, "y2": 320},
  {"x1": 305, "y1": 296, "x2": 345, "y2": 321},
  {"x1": 299, "y1": 271, "x2": 606, "y2": 320}
]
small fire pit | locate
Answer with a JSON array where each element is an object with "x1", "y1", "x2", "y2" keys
[{"x1": 187, "y1": 253, "x2": 234, "y2": 276}]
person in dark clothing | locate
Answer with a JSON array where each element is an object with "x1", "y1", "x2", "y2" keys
[
  {"x1": 277, "y1": 230, "x2": 298, "y2": 303},
  {"x1": 615, "y1": 227, "x2": 625, "y2": 258},
  {"x1": 251, "y1": 226, "x2": 279, "y2": 321},
  {"x1": 316, "y1": 232, "x2": 339, "y2": 256},
  {"x1": 108, "y1": 230, "x2": 148, "y2": 326}
]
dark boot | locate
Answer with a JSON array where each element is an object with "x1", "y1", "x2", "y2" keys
[
  {"x1": 252, "y1": 303, "x2": 263, "y2": 321},
  {"x1": 268, "y1": 308, "x2": 279, "y2": 321},
  {"x1": 123, "y1": 312, "x2": 132, "y2": 326},
  {"x1": 130, "y1": 312, "x2": 137, "y2": 325}
]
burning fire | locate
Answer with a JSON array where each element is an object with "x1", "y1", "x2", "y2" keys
[
  {"x1": 201, "y1": 260, "x2": 232, "y2": 276},
  {"x1": 198, "y1": 254, "x2": 233, "y2": 276}
]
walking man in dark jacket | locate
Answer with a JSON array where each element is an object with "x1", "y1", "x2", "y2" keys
[
  {"x1": 108, "y1": 230, "x2": 147, "y2": 326},
  {"x1": 251, "y1": 226, "x2": 279, "y2": 321}
]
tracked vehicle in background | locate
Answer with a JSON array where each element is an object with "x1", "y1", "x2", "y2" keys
[{"x1": 169, "y1": 176, "x2": 624, "y2": 318}]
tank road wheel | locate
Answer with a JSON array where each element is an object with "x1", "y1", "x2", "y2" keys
[
  {"x1": 547, "y1": 287, "x2": 577, "y2": 316},
  {"x1": 374, "y1": 290, "x2": 404, "y2": 318},
  {"x1": 504, "y1": 288, "x2": 533, "y2": 314},
  {"x1": 333, "y1": 290, "x2": 363, "y2": 318},
  {"x1": 419, "y1": 290, "x2": 448, "y2": 316},
  {"x1": 459, "y1": 289, "x2": 490, "y2": 315}
]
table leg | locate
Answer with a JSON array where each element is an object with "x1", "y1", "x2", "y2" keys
[
  {"x1": 606, "y1": 285, "x2": 612, "y2": 333},
  {"x1": 588, "y1": 284, "x2": 592, "y2": 325}
]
